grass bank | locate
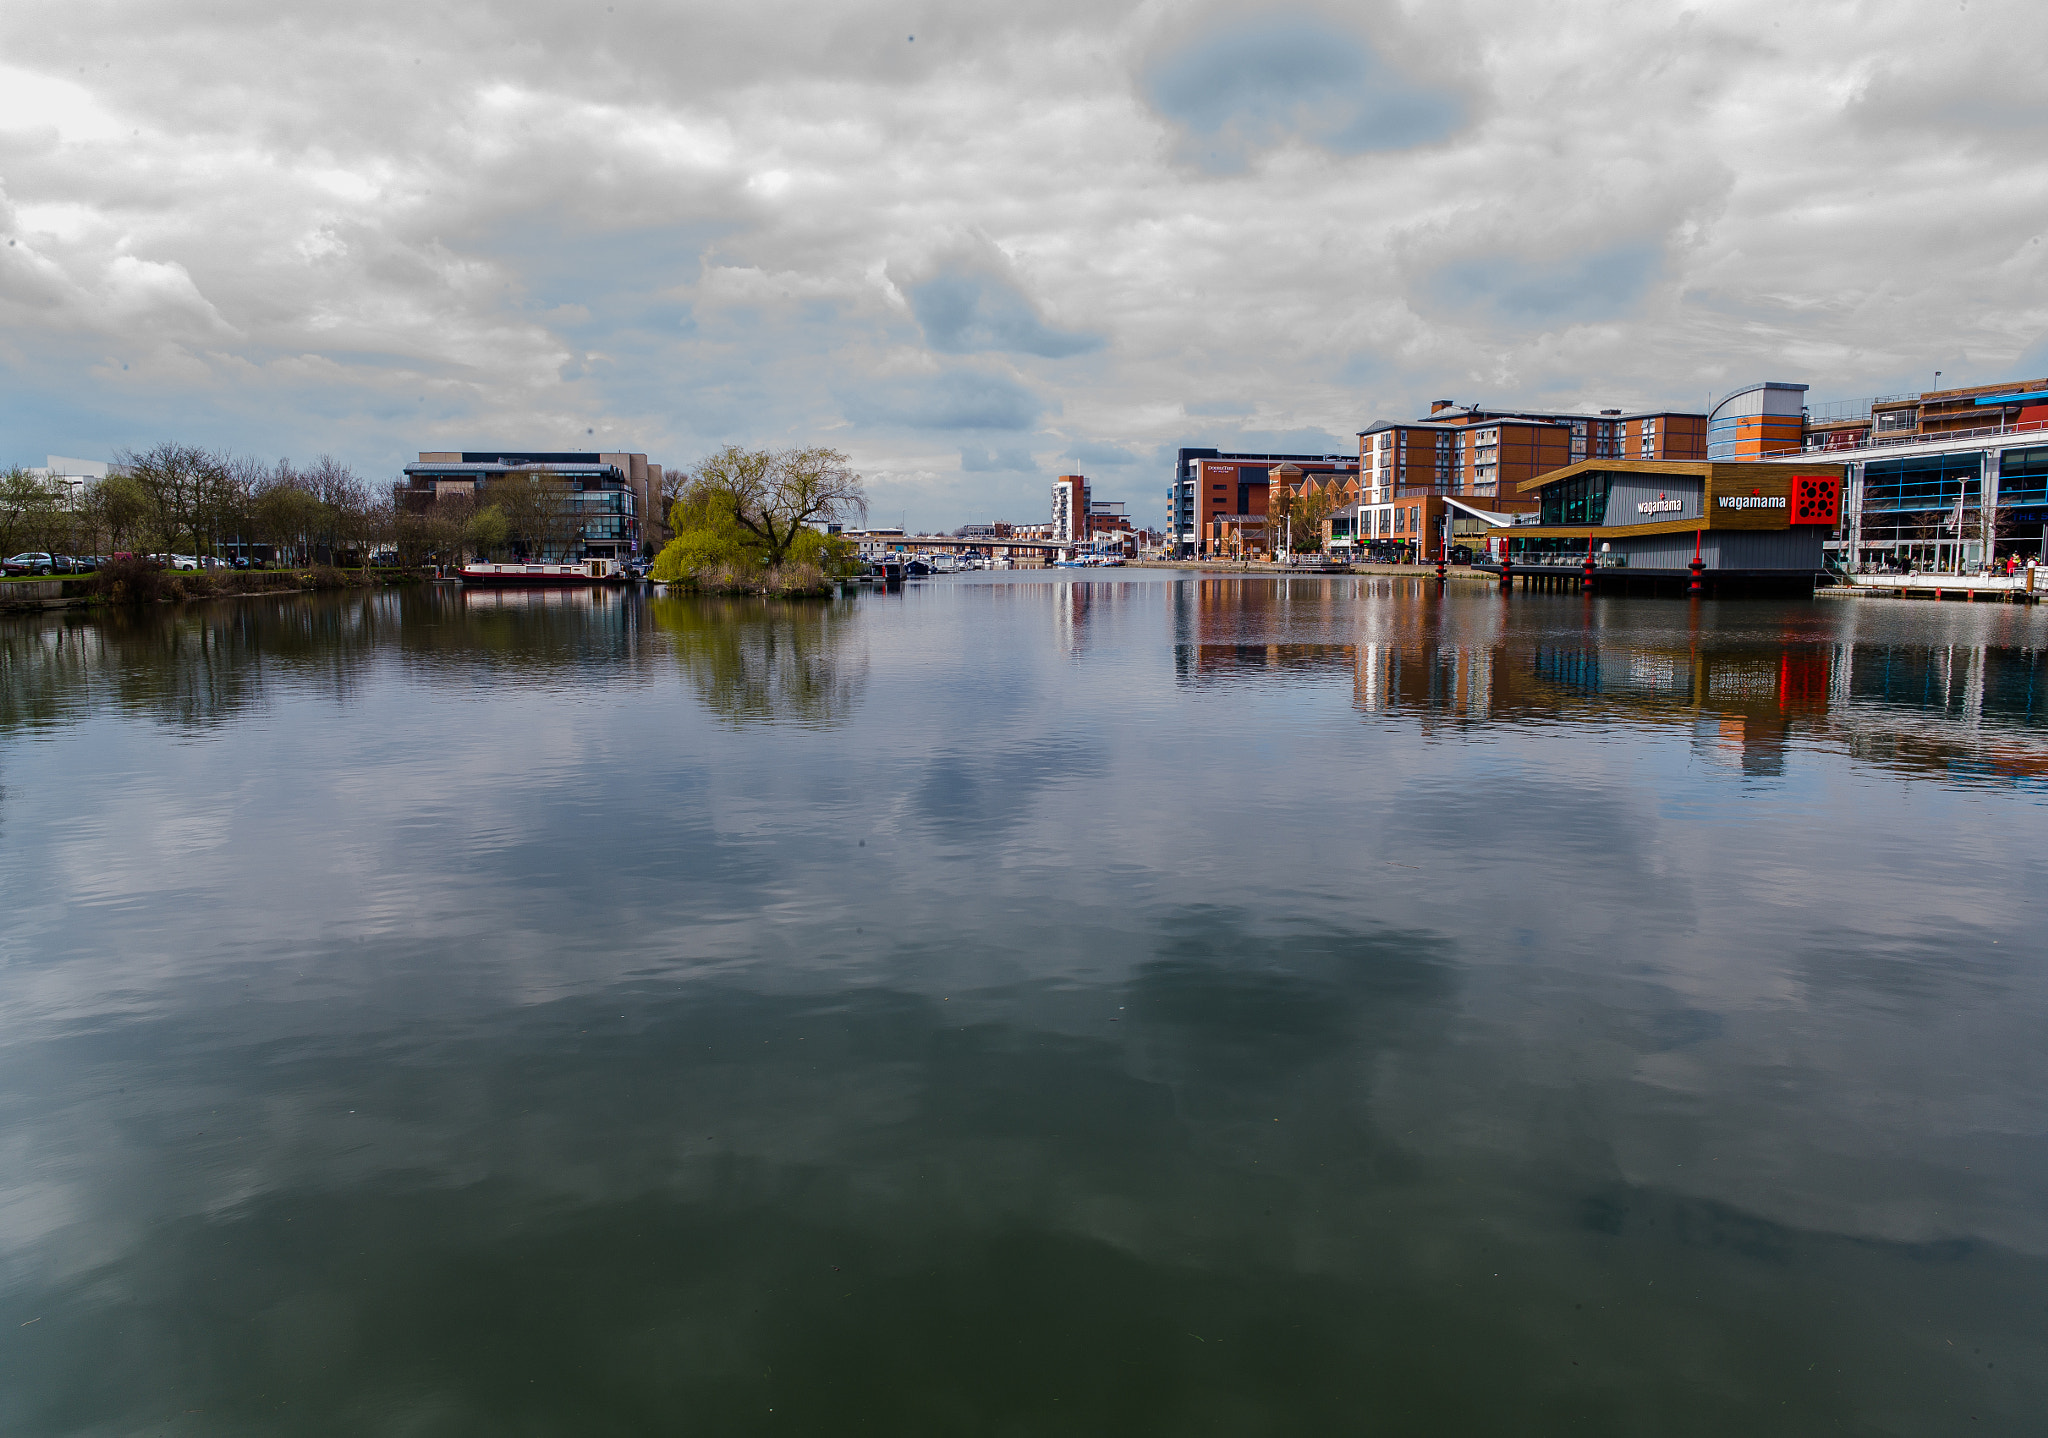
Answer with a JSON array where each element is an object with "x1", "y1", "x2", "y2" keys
[{"x1": 81, "y1": 562, "x2": 423, "y2": 608}]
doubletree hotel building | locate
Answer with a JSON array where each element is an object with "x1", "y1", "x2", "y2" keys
[{"x1": 1481, "y1": 459, "x2": 1847, "y2": 593}]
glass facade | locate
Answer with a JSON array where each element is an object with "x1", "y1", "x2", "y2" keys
[
  {"x1": 1862, "y1": 454, "x2": 1982, "y2": 512},
  {"x1": 1538, "y1": 471, "x2": 1614, "y2": 526},
  {"x1": 1999, "y1": 445, "x2": 2048, "y2": 507}
]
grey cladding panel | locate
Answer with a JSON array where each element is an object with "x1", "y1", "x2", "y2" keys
[{"x1": 1604, "y1": 474, "x2": 1703, "y2": 525}]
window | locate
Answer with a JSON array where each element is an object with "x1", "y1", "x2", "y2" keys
[
  {"x1": 1394, "y1": 508, "x2": 1404, "y2": 533},
  {"x1": 2000, "y1": 445, "x2": 2048, "y2": 507},
  {"x1": 1539, "y1": 471, "x2": 1615, "y2": 525},
  {"x1": 1863, "y1": 454, "x2": 1980, "y2": 511}
]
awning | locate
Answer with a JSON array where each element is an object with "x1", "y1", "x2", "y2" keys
[{"x1": 1441, "y1": 497, "x2": 1520, "y2": 527}]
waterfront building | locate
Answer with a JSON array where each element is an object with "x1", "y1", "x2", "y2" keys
[
  {"x1": 1051, "y1": 474, "x2": 1088, "y2": 545},
  {"x1": 1354, "y1": 400, "x2": 1707, "y2": 562},
  {"x1": 1482, "y1": 458, "x2": 1848, "y2": 592},
  {"x1": 1737, "y1": 374, "x2": 2048, "y2": 572},
  {"x1": 1167, "y1": 448, "x2": 1359, "y2": 558},
  {"x1": 400, "y1": 451, "x2": 662, "y2": 560}
]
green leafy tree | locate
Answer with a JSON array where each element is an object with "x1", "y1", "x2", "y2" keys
[
  {"x1": 465, "y1": 505, "x2": 511, "y2": 559},
  {"x1": 651, "y1": 447, "x2": 864, "y2": 586},
  {"x1": 689, "y1": 445, "x2": 865, "y2": 566}
]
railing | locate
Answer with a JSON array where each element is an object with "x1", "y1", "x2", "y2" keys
[
  {"x1": 1509, "y1": 552, "x2": 1630, "y2": 568},
  {"x1": 1798, "y1": 414, "x2": 2048, "y2": 456}
]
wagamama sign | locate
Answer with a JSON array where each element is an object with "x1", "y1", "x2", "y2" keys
[
  {"x1": 1717, "y1": 493, "x2": 1787, "y2": 510},
  {"x1": 1636, "y1": 494, "x2": 1684, "y2": 516}
]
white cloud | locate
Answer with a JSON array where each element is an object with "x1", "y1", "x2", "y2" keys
[{"x1": 0, "y1": 0, "x2": 2045, "y2": 527}]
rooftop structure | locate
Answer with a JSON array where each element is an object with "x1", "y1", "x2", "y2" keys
[{"x1": 1707, "y1": 382, "x2": 1809, "y2": 460}]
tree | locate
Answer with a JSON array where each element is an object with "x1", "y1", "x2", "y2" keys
[
  {"x1": 0, "y1": 468, "x2": 59, "y2": 559},
  {"x1": 481, "y1": 468, "x2": 581, "y2": 559},
  {"x1": 1269, "y1": 480, "x2": 1343, "y2": 555},
  {"x1": 90, "y1": 474, "x2": 153, "y2": 556},
  {"x1": 465, "y1": 505, "x2": 510, "y2": 559},
  {"x1": 120, "y1": 442, "x2": 214, "y2": 555},
  {"x1": 687, "y1": 445, "x2": 866, "y2": 567},
  {"x1": 254, "y1": 471, "x2": 324, "y2": 567}
]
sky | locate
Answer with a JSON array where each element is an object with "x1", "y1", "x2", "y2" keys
[{"x1": 2, "y1": 0, "x2": 2046, "y2": 531}]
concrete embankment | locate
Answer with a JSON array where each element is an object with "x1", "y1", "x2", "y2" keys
[{"x1": 1127, "y1": 560, "x2": 1495, "y2": 581}]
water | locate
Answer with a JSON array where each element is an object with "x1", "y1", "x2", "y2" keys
[{"x1": 2, "y1": 574, "x2": 2046, "y2": 1435}]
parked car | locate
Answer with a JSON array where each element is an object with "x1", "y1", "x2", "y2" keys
[
  {"x1": 3, "y1": 552, "x2": 55, "y2": 575},
  {"x1": 168, "y1": 554, "x2": 200, "y2": 570},
  {"x1": 74, "y1": 556, "x2": 104, "y2": 572}
]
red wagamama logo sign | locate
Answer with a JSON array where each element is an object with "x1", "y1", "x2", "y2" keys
[{"x1": 1790, "y1": 475, "x2": 1841, "y2": 525}]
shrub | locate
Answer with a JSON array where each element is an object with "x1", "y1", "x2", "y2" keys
[{"x1": 92, "y1": 556, "x2": 168, "y2": 606}]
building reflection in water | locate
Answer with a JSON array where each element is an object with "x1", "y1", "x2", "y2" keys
[{"x1": 1172, "y1": 574, "x2": 2048, "y2": 784}]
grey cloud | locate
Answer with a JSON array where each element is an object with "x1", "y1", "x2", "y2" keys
[
  {"x1": 1144, "y1": 14, "x2": 1462, "y2": 170},
  {"x1": 1171, "y1": 424, "x2": 1352, "y2": 456},
  {"x1": 1429, "y1": 244, "x2": 1662, "y2": 324},
  {"x1": 892, "y1": 237, "x2": 1102, "y2": 359},
  {"x1": 1061, "y1": 440, "x2": 1138, "y2": 468},
  {"x1": 960, "y1": 444, "x2": 1038, "y2": 472},
  {"x1": 843, "y1": 366, "x2": 1046, "y2": 431}
]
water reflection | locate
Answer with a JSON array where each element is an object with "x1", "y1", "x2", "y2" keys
[
  {"x1": 1169, "y1": 577, "x2": 2048, "y2": 785},
  {"x1": 6, "y1": 574, "x2": 2048, "y2": 1434},
  {"x1": 0, "y1": 595, "x2": 390, "y2": 734},
  {"x1": 650, "y1": 594, "x2": 867, "y2": 728}
]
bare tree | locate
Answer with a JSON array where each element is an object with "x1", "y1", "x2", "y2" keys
[
  {"x1": 482, "y1": 468, "x2": 582, "y2": 559},
  {"x1": 120, "y1": 442, "x2": 214, "y2": 555}
]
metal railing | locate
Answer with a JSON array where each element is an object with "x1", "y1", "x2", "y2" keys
[{"x1": 1799, "y1": 414, "x2": 2048, "y2": 456}]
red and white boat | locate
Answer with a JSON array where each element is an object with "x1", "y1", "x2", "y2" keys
[{"x1": 460, "y1": 558, "x2": 626, "y2": 586}]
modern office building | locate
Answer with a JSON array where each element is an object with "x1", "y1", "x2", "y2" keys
[
  {"x1": 400, "y1": 451, "x2": 661, "y2": 560},
  {"x1": 1481, "y1": 458, "x2": 1848, "y2": 593},
  {"x1": 1730, "y1": 374, "x2": 2048, "y2": 572},
  {"x1": 1168, "y1": 448, "x2": 1359, "y2": 557}
]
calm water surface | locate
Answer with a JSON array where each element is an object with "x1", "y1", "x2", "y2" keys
[{"x1": 2, "y1": 573, "x2": 2046, "y2": 1435}]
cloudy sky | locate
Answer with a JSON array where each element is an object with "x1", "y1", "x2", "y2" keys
[{"x1": 2, "y1": 0, "x2": 2045, "y2": 529}]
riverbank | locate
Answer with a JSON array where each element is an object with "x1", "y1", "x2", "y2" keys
[{"x1": 0, "y1": 565, "x2": 423, "y2": 612}]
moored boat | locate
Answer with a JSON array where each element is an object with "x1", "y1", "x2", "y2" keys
[{"x1": 460, "y1": 558, "x2": 626, "y2": 586}]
